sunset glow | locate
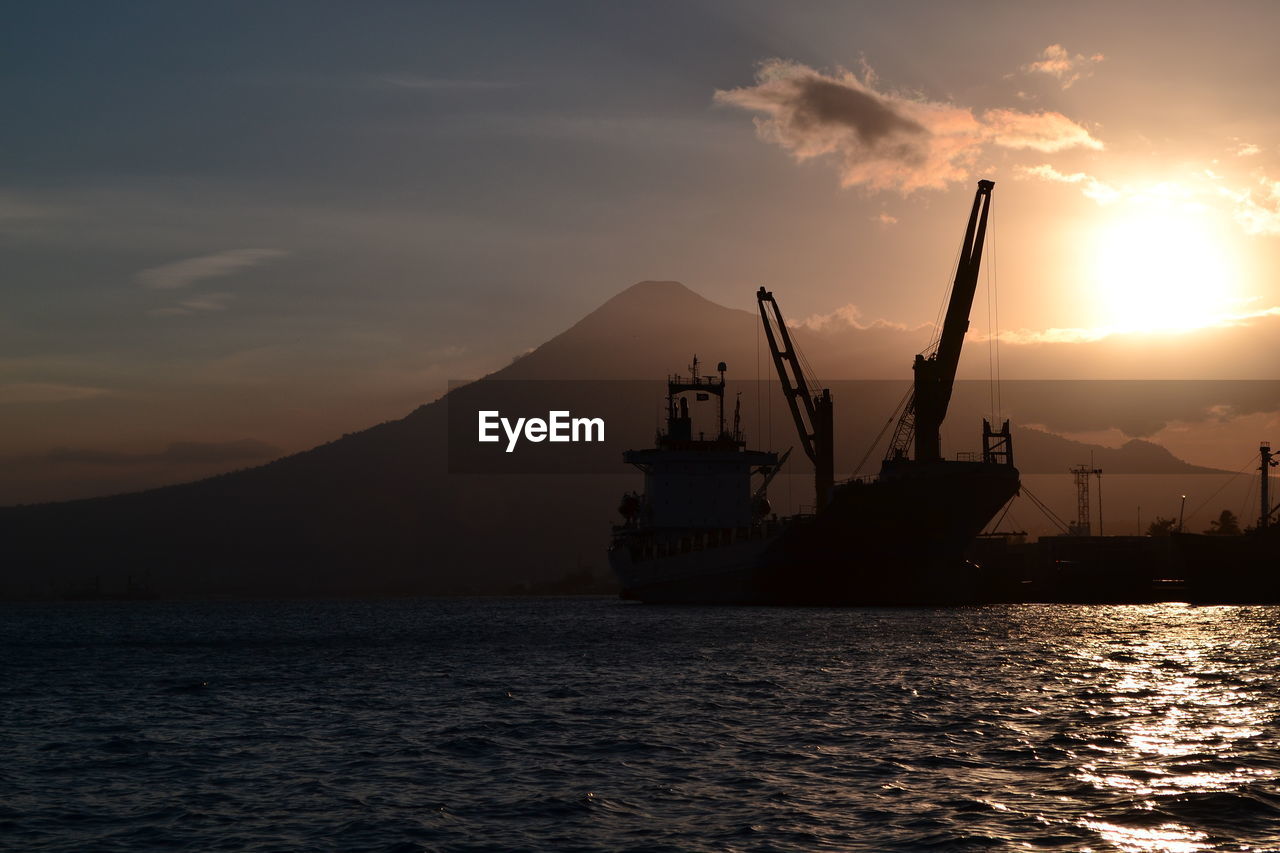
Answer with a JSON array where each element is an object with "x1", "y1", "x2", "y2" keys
[
  {"x1": 2, "y1": 2, "x2": 1278, "y2": 501},
  {"x1": 7, "y1": 6, "x2": 1280, "y2": 853},
  {"x1": 1087, "y1": 203, "x2": 1243, "y2": 334}
]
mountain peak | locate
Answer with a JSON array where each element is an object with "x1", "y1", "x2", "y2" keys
[
  {"x1": 583, "y1": 279, "x2": 745, "y2": 323},
  {"x1": 600, "y1": 280, "x2": 718, "y2": 309},
  {"x1": 495, "y1": 280, "x2": 756, "y2": 379}
]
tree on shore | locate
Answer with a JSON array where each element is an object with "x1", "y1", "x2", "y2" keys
[
  {"x1": 1204, "y1": 509, "x2": 1242, "y2": 536},
  {"x1": 1146, "y1": 516, "x2": 1178, "y2": 536}
]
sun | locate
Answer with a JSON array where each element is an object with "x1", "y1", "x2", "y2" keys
[{"x1": 1087, "y1": 204, "x2": 1243, "y2": 334}]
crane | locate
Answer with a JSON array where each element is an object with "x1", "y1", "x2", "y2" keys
[
  {"x1": 751, "y1": 447, "x2": 793, "y2": 518},
  {"x1": 887, "y1": 179, "x2": 1011, "y2": 465},
  {"x1": 757, "y1": 287, "x2": 834, "y2": 510}
]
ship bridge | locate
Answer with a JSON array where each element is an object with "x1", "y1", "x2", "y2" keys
[{"x1": 623, "y1": 356, "x2": 777, "y2": 530}]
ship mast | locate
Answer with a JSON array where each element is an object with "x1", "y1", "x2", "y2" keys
[
  {"x1": 889, "y1": 179, "x2": 1001, "y2": 463},
  {"x1": 1261, "y1": 442, "x2": 1277, "y2": 530},
  {"x1": 757, "y1": 287, "x2": 834, "y2": 509}
]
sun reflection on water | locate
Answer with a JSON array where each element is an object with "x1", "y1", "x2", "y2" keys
[
  {"x1": 1055, "y1": 605, "x2": 1279, "y2": 852},
  {"x1": 1080, "y1": 819, "x2": 1209, "y2": 853}
]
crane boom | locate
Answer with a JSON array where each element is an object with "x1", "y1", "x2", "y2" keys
[
  {"x1": 752, "y1": 447, "x2": 793, "y2": 502},
  {"x1": 890, "y1": 179, "x2": 995, "y2": 463},
  {"x1": 757, "y1": 287, "x2": 834, "y2": 509}
]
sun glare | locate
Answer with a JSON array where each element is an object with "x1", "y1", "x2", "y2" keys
[{"x1": 1088, "y1": 205, "x2": 1242, "y2": 334}]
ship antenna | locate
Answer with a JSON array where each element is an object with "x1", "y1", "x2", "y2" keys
[{"x1": 717, "y1": 361, "x2": 728, "y2": 438}]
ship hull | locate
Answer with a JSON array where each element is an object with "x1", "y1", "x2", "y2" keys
[
  {"x1": 611, "y1": 460, "x2": 1019, "y2": 605},
  {"x1": 612, "y1": 536, "x2": 772, "y2": 604}
]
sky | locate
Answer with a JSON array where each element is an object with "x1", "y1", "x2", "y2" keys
[{"x1": 3, "y1": 1, "x2": 1280, "y2": 502}]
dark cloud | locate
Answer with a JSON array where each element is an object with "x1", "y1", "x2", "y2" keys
[
  {"x1": 715, "y1": 59, "x2": 1101, "y2": 193},
  {"x1": 791, "y1": 77, "x2": 926, "y2": 147}
]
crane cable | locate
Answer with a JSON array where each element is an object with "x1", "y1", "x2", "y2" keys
[
  {"x1": 925, "y1": 237, "x2": 965, "y2": 356},
  {"x1": 992, "y1": 194, "x2": 1002, "y2": 422},
  {"x1": 854, "y1": 383, "x2": 913, "y2": 477},
  {"x1": 1185, "y1": 451, "x2": 1263, "y2": 527},
  {"x1": 755, "y1": 307, "x2": 762, "y2": 445},
  {"x1": 1019, "y1": 484, "x2": 1071, "y2": 533},
  {"x1": 985, "y1": 192, "x2": 1002, "y2": 427},
  {"x1": 983, "y1": 495, "x2": 1017, "y2": 534}
]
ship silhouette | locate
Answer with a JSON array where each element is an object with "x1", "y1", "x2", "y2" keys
[{"x1": 610, "y1": 182, "x2": 1021, "y2": 604}]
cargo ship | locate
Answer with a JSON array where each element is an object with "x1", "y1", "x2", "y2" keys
[{"x1": 609, "y1": 180, "x2": 1021, "y2": 604}]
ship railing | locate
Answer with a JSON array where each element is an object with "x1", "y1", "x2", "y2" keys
[{"x1": 625, "y1": 525, "x2": 772, "y2": 562}]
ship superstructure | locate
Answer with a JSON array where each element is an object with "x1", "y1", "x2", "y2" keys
[{"x1": 611, "y1": 358, "x2": 784, "y2": 602}]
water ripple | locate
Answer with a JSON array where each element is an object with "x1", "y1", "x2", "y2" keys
[{"x1": 5, "y1": 599, "x2": 1280, "y2": 851}]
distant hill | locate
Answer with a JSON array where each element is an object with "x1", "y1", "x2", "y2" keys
[
  {"x1": 497, "y1": 280, "x2": 923, "y2": 382},
  {"x1": 0, "y1": 281, "x2": 1235, "y2": 600},
  {"x1": 1009, "y1": 428, "x2": 1225, "y2": 476}
]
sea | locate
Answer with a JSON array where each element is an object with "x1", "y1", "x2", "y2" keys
[{"x1": 4, "y1": 598, "x2": 1280, "y2": 852}]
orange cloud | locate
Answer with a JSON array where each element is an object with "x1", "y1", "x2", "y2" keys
[
  {"x1": 982, "y1": 110, "x2": 1104, "y2": 153},
  {"x1": 1015, "y1": 164, "x2": 1120, "y2": 204},
  {"x1": 715, "y1": 59, "x2": 1101, "y2": 194},
  {"x1": 1021, "y1": 44, "x2": 1105, "y2": 89}
]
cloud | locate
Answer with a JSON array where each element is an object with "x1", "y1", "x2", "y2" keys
[
  {"x1": 1222, "y1": 306, "x2": 1280, "y2": 324},
  {"x1": 137, "y1": 248, "x2": 286, "y2": 290},
  {"x1": 146, "y1": 293, "x2": 236, "y2": 318},
  {"x1": 0, "y1": 383, "x2": 110, "y2": 405},
  {"x1": 872, "y1": 212, "x2": 898, "y2": 225},
  {"x1": 714, "y1": 59, "x2": 1101, "y2": 194},
  {"x1": 996, "y1": 326, "x2": 1110, "y2": 344},
  {"x1": 140, "y1": 249, "x2": 283, "y2": 318},
  {"x1": 44, "y1": 439, "x2": 282, "y2": 467},
  {"x1": 1021, "y1": 44, "x2": 1104, "y2": 89},
  {"x1": 1000, "y1": 303, "x2": 1280, "y2": 346},
  {"x1": 981, "y1": 109, "x2": 1104, "y2": 153},
  {"x1": 1220, "y1": 177, "x2": 1280, "y2": 235},
  {"x1": 1234, "y1": 142, "x2": 1261, "y2": 157},
  {"x1": 996, "y1": 306, "x2": 1280, "y2": 347},
  {"x1": 1021, "y1": 162, "x2": 1280, "y2": 239},
  {"x1": 794, "y1": 303, "x2": 911, "y2": 332},
  {"x1": 1015, "y1": 164, "x2": 1120, "y2": 204},
  {"x1": 1017, "y1": 165, "x2": 1204, "y2": 210}
]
